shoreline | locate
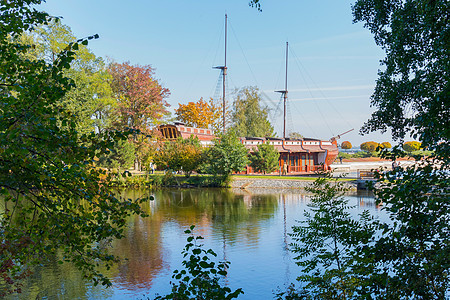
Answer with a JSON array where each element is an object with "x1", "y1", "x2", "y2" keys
[{"x1": 230, "y1": 177, "x2": 358, "y2": 190}]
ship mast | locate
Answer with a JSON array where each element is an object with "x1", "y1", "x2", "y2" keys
[
  {"x1": 213, "y1": 14, "x2": 228, "y2": 133},
  {"x1": 275, "y1": 42, "x2": 288, "y2": 139}
]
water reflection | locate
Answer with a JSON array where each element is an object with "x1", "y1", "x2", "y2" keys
[{"x1": 6, "y1": 188, "x2": 379, "y2": 300}]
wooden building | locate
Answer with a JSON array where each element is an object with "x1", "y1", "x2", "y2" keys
[
  {"x1": 157, "y1": 122, "x2": 215, "y2": 146},
  {"x1": 240, "y1": 137, "x2": 338, "y2": 174},
  {"x1": 157, "y1": 123, "x2": 338, "y2": 174}
]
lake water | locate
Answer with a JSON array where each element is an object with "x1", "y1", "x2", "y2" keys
[{"x1": 8, "y1": 188, "x2": 381, "y2": 299}]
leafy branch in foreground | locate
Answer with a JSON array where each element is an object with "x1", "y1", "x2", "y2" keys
[
  {"x1": 154, "y1": 225, "x2": 243, "y2": 300},
  {"x1": 0, "y1": 1, "x2": 149, "y2": 296},
  {"x1": 365, "y1": 156, "x2": 450, "y2": 299}
]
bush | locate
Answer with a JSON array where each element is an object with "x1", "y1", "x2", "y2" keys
[
  {"x1": 154, "y1": 226, "x2": 243, "y2": 300},
  {"x1": 341, "y1": 141, "x2": 352, "y2": 149},
  {"x1": 360, "y1": 141, "x2": 379, "y2": 152},
  {"x1": 249, "y1": 143, "x2": 280, "y2": 174},
  {"x1": 380, "y1": 142, "x2": 392, "y2": 149},
  {"x1": 403, "y1": 141, "x2": 421, "y2": 152}
]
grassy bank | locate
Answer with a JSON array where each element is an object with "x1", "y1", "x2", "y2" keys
[{"x1": 109, "y1": 173, "x2": 225, "y2": 188}]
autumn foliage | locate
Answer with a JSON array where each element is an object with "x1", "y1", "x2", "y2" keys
[
  {"x1": 109, "y1": 62, "x2": 170, "y2": 133},
  {"x1": 380, "y1": 142, "x2": 392, "y2": 149},
  {"x1": 360, "y1": 141, "x2": 379, "y2": 152},
  {"x1": 341, "y1": 141, "x2": 352, "y2": 149},
  {"x1": 154, "y1": 136, "x2": 203, "y2": 177},
  {"x1": 403, "y1": 141, "x2": 421, "y2": 152},
  {"x1": 175, "y1": 98, "x2": 221, "y2": 131}
]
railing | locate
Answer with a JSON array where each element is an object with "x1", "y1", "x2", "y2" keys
[
  {"x1": 240, "y1": 165, "x2": 324, "y2": 174},
  {"x1": 357, "y1": 169, "x2": 375, "y2": 179}
]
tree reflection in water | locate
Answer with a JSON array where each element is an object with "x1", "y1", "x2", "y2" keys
[{"x1": 4, "y1": 188, "x2": 379, "y2": 299}]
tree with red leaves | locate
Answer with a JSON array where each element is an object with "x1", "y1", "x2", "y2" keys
[
  {"x1": 109, "y1": 62, "x2": 170, "y2": 134},
  {"x1": 108, "y1": 62, "x2": 170, "y2": 170}
]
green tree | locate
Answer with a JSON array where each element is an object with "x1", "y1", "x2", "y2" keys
[
  {"x1": 352, "y1": 1, "x2": 450, "y2": 298},
  {"x1": 231, "y1": 86, "x2": 274, "y2": 137},
  {"x1": 97, "y1": 137, "x2": 135, "y2": 171},
  {"x1": 155, "y1": 136, "x2": 203, "y2": 177},
  {"x1": 402, "y1": 141, "x2": 421, "y2": 153},
  {"x1": 249, "y1": 143, "x2": 280, "y2": 174},
  {"x1": 341, "y1": 141, "x2": 352, "y2": 149},
  {"x1": 363, "y1": 164, "x2": 450, "y2": 299},
  {"x1": 0, "y1": 1, "x2": 147, "y2": 296},
  {"x1": 285, "y1": 176, "x2": 375, "y2": 299},
  {"x1": 353, "y1": 0, "x2": 449, "y2": 160},
  {"x1": 20, "y1": 20, "x2": 116, "y2": 135},
  {"x1": 202, "y1": 131, "x2": 249, "y2": 184}
]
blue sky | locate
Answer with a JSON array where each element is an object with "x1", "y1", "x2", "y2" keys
[{"x1": 40, "y1": 0, "x2": 394, "y2": 146}]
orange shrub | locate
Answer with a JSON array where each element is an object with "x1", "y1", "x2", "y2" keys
[
  {"x1": 360, "y1": 141, "x2": 379, "y2": 152},
  {"x1": 341, "y1": 141, "x2": 352, "y2": 149}
]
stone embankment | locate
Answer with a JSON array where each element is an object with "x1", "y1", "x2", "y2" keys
[{"x1": 230, "y1": 177, "x2": 357, "y2": 190}]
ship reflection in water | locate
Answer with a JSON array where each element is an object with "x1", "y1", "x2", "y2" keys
[{"x1": 14, "y1": 188, "x2": 383, "y2": 300}]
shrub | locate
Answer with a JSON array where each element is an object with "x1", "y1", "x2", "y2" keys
[
  {"x1": 360, "y1": 141, "x2": 379, "y2": 152},
  {"x1": 380, "y1": 142, "x2": 392, "y2": 149},
  {"x1": 249, "y1": 143, "x2": 280, "y2": 174},
  {"x1": 403, "y1": 141, "x2": 421, "y2": 153},
  {"x1": 341, "y1": 141, "x2": 352, "y2": 149},
  {"x1": 154, "y1": 226, "x2": 243, "y2": 300}
]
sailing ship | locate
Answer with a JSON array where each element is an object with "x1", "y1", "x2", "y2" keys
[
  {"x1": 241, "y1": 41, "x2": 339, "y2": 173},
  {"x1": 158, "y1": 17, "x2": 340, "y2": 174}
]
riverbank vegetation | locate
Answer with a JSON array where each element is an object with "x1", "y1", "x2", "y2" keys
[
  {"x1": 109, "y1": 173, "x2": 354, "y2": 189},
  {"x1": 1, "y1": 0, "x2": 448, "y2": 298},
  {"x1": 0, "y1": 2, "x2": 151, "y2": 296},
  {"x1": 337, "y1": 147, "x2": 434, "y2": 160}
]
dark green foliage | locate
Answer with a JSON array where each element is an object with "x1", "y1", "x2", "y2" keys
[
  {"x1": 353, "y1": 0, "x2": 449, "y2": 161},
  {"x1": 363, "y1": 160, "x2": 450, "y2": 299},
  {"x1": 201, "y1": 131, "x2": 249, "y2": 184},
  {"x1": 97, "y1": 137, "x2": 135, "y2": 170},
  {"x1": 19, "y1": 19, "x2": 116, "y2": 136},
  {"x1": 154, "y1": 225, "x2": 243, "y2": 300},
  {"x1": 286, "y1": 176, "x2": 375, "y2": 299},
  {"x1": 231, "y1": 86, "x2": 275, "y2": 138},
  {"x1": 0, "y1": 1, "x2": 147, "y2": 296},
  {"x1": 248, "y1": 0, "x2": 262, "y2": 11},
  {"x1": 249, "y1": 143, "x2": 280, "y2": 174},
  {"x1": 352, "y1": 2, "x2": 450, "y2": 295}
]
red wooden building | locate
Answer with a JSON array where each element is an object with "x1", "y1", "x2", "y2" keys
[
  {"x1": 157, "y1": 123, "x2": 338, "y2": 174},
  {"x1": 240, "y1": 137, "x2": 338, "y2": 174}
]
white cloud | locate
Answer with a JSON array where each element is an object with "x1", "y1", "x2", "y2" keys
[{"x1": 289, "y1": 94, "x2": 369, "y2": 102}]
